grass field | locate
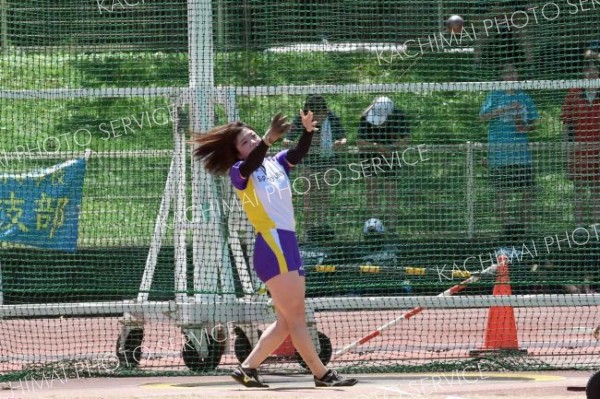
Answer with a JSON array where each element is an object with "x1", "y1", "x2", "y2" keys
[{"x1": 0, "y1": 49, "x2": 580, "y2": 242}]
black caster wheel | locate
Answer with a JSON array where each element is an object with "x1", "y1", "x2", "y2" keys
[
  {"x1": 233, "y1": 326, "x2": 254, "y2": 364},
  {"x1": 116, "y1": 328, "x2": 144, "y2": 367},
  {"x1": 181, "y1": 332, "x2": 226, "y2": 372},
  {"x1": 587, "y1": 369, "x2": 600, "y2": 398},
  {"x1": 296, "y1": 331, "x2": 332, "y2": 369}
]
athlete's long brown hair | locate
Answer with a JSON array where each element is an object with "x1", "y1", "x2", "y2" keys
[{"x1": 190, "y1": 122, "x2": 256, "y2": 176}]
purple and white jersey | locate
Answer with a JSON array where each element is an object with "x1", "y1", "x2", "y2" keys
[{"x1": 229, "y1": 150, "x2": 295, "y2": 233}]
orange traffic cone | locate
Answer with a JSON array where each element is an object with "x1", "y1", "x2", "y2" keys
[{"x1": 470, "y1": 254, "x2": 527, "y2": 356}]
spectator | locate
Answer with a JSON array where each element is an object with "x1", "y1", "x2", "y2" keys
[
  {"x1": 473, "y1": 1, "x2": 533, "y2": 78},
  {"x1": 357, "y1": 96, "x2": 410, "y2": 234},
  {"x1": 563, "y1": 278, "x2": 597, "y2": 295},
  {"x1": 480, "y1": 62, "x2": 539, "y2": 239},
  {"x1": 284, "y1": 95, "x2": 346, "y2": 241},
  {"x1": 561, "y1": 62, "x2": 600, "y2": 228},
  {"x1": 584, "y1": 40, "x2": 600, "y2": 61}
]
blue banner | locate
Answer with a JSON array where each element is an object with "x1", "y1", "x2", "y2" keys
[{"x1": 0, "y1": 158, "x2": 87, "y2": 252}]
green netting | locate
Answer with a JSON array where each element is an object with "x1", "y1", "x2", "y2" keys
[{"x1": 1, "y1": 0, "x2": 600, "y2": 383}]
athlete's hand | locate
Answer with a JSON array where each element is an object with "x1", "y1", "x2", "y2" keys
[
  {"x1": 300, "y1": 109, "x2": 318, "y2": 132},
  {"x1": 264, "y1": 113, "x2": 291, "y2": 145}
]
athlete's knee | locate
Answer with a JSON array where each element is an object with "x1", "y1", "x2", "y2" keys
[
  {"x1": 279, "y1": 308, "x2": 308, "y2": 330},
  {"x1": 273, "y1": 318, "x2": 290, "y2": 334}
]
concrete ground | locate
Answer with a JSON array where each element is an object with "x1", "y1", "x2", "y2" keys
[{"x1": 0, "y1": 370, "x2": 591, "y2": 399}]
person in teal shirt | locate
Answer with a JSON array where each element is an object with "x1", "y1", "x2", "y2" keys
[{"x1": 480, "y1": 63, "x2": 539, "y2": 239}]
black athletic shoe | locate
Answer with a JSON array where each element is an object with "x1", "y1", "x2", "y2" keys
[
  {"x1": 231, "y1": 365, "x2": 269, "y2": 388},
  {"x1": 314, "y1": 369, "x2": 358, "y2": 387}
]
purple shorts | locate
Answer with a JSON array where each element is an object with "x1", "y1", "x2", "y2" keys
[{"x1": 253, "y1": 229, "x2": 305, "y2": 283}]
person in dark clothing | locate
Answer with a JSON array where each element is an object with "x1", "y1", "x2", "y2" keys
[
  {"x1": 284, "y1": 95, "x2": 347, "y2": 241},
  {"x1": 357, "y1": 96, "x2": 410, "y2": 233}
]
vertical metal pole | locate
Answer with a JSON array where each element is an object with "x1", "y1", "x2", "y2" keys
[
  {"x1": 173, "y1": 99, "x2": 188, "y2": 307},
  {"x1": 0, "y1": 260, "x2": 4, "y2": 306},
  {"x1": 1, "y1": 0, "x2": 8, "y2": 54},
  {"x1": 188, "y1": 0, "x2": 214, "y2": 134},
  {"x1": 215, "y1": 0, "x2": 224, "y2": 51},
  {"x1": 466, "y1": 141, "x2": 474, "y2": 239},
  {"x1": 437, "y1": 0, "x2": 444, "y2": 33},
  {"x1": 226, "y1": 87, "x2": 239, "y2": 122},
  {"x1": 188, "y1": 0, "x2": 233, "y2": 304}
]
